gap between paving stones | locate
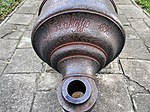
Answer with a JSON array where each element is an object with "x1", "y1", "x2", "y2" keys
[{"x1": 119, "y1": 58, "x2": 150, "y2": 112}]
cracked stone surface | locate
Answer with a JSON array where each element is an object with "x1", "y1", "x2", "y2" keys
[
  {"x1": 0, "y1": 23, "x2": 27, "y2": 38},
  {"x1": 120, "y1": 59, "x2": 150, "y2": 91},
  {"x1": 33, "y1": 74, "x2": 134, "y2": 112},
  {"x1": 126, "y1": 80, "x2": 149, "y2": 95},
  {"x1": 92, "y1": 74, "x2": 134, "y2": 112},
  {"x1": 0, "y1": 0, "x2": 150, "y2": 111}
]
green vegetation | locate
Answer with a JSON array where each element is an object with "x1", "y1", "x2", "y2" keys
[
  {"x1": 0, "y1": 0, "x2": 22, "y2": 20},
  {"x1": 135, "y1": 0, "x2": 150, "y2": 13}
]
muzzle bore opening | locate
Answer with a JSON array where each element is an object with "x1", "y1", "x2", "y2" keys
[
  {"x1": 62, "y1": 77, "x2": 92, "y2": 105},
  {"x1": 68, "y1": 80, "x2": 86, "y2": 98}
]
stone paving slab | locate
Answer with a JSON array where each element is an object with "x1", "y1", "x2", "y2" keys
[
  {"x1": 0, "y1": 39, "x2": 18, "y2": 60},
  {"x1": 129, "y1": 19, "x2": 150, "y2": 32},
  {"x1": 4, "y1": 49, "x2": 42, "y2": 73},
  {"x1": 123, "y1": 26, "x2": 140, "y2": 40},
  {"x1": 17, "y1": 31, "x2": 32, "y2": 48},
  {"x1": 118, "y1": 14, "x2": 130, "y2": 26},
  {"x1": 0, "y1": 60, "x2": 6, "y2": 75},
  {"x1": 33, "y1": 74, "x2": 134, "y2": 112},
  {"x1": 144, "y1": 18, "x2": 150, "y2": 27},
  {"x1": 37, "y1": 70, "x2": 62, "y2": 91},
  {"x1": 0, "y1": 73, "x2": 36, "y2": 112},
  {"x1": 99, "y1": 58, "x2": 123, "y2": 74},
  {"x1": 32, "y1": 90, "x2": 62, "y2": 112},
  {"x1": 7, "y1": 14, "x2": 34, "y2": 25},
  {"x1": 16, "y1": 5, "x2": 39, "y2": 15},
  {"x1": 127, "y1": 80, "x2": 149, "y2": 95},
  {"x1": 119, "y1": 39, "x2": 150, "y2": 60},
  {"x1": 132, "y1": 94, "x2": 150, "y2": 112},
  {"x1": 114, "y1": 0, "x2": 132, "y2": 5},
  {"x1": 118, "y1": 5, "x2": 148, "y2": 19},
  {"x1": 92, "y1": 74, "x2": 134, "y2": 112},
  {"x1": 0, "y1": 23, "x2": 27, "y2": 39},
  {"x1": 137, "y1": 30, "x2": 150, "y2": 48},
  {"x1": 23, "y1": 0, "x2": 42, "y2": 6},
  {"x1": 120, "y1": 59, "x2": 150, "y2": 91}
]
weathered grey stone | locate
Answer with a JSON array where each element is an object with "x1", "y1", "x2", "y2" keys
[
  {"x1": 127, "y1": 80, "x2": 149, "y2": 95},
  {"x1": 7, "y1": 14, "x2": 34, "y2": 25},
  {"x1": 33, "y1": 74, "x2": 133, "y2": 112},
  {"x1": 0, "y1": 60, "x2": 6, "y2": 75},
  {"x1": 17, "y1": 31, "x2": 32, "y2": 48},
  {"x1": 4, "y1": 30, "x2": 24, "y2": 40},
  {"x1": 0, "y1": 73, "x2": 36, "y2": 112},
  {"x1": 129, "y1": 19, "x2": 150, "y2": 31},
  {"x1": 92, "y1": 74, "x2": 134, "y2": 112},
  {"x1": 117, "y1": 8, "x2": 124, "y2": 15},
  {"x1": 16, "y1": 5, "x2": 38, "y2": 14},
  {"x1": 137, "y1": 30, "x2": 150, "y2": 47},
  {"x1": 118, "y1": 14, "x2": 130, "y2": 26},
  {"x1": 4, "y1": 48, "x2": 42, "y2": 73},
  {"x1": 99, "y1": 58, "x2": 123, "y2": 74},
  {"x1": 124, "y1": 26, "x2": 140, "y2": 40},
  {"x1": 115, "y1": 0, "x2": 132, "y2": 5},
  {"x1": 0, "y1": 39, "x2": 18, "y2": 60},
  {"x1": 0, "y1": 23, "x2": 27, "y2": 39},
  {"x1": 27, "y1": 15, "x2": 38, "y2": 31},
  {"x1": 119, "y1": 40, "x2": 150, "y2": 60},
  {"x1": 118, "y1": 5, "x2": 147, "y2": 19},
  {"x1": 144, "y1": 18, "x2": 150, "y2": 28},
  {"x1": 23, "y1": 0, "x2": 42, "y2": 6},
  {"x1": 120, "y1": 59, "x2": 150, "y2": 91},
  {"x1": 132, "y1": 94, "x2": 150, "y2": 112},
  {"x1": 37, "y1": 71, "x2": 62, "y2": 91},
  {"x1": 32, "y1": 90, "x2": 62, "y2": 112}
]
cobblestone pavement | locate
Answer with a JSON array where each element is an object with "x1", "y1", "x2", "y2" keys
[{"x1": 0, "y1": 0, "x2": 150, "y2": 112}]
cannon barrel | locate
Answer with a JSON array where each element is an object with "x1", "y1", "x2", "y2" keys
[{"x1": 31, "y1": 0, "x2": 125, "y2": 111}]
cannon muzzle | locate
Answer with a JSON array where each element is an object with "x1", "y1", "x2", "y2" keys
[{"x1": 31, "y1": 0, "x2": 125, "y2": 111}]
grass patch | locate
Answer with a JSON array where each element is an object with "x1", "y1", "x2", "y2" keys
[
  {"x1": 0, "y1": 0, "x2": 22, "y2": 20},
  {"x1": 135, "y1": 0, "x2": 150, "y2": 13}
]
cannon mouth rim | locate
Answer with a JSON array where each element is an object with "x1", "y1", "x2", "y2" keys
[
  {"x1": 61, "y1": 77, "x2": 92, "y2": 105},
  {"x1": 57, "y1": 77, "x2": 98, "y2": 112}
]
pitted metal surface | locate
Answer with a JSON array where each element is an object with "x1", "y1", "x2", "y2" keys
[{"x1": 31, "y1": 0, "x2": 125, "y2": 111}]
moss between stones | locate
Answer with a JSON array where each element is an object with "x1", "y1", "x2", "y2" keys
[{"x1": 0, "y1": 0, "x2": 22, "y2": 21}]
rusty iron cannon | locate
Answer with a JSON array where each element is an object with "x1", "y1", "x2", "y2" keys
[{"x1": 31, "y1": 0, "x2": 125, "y2": 111}]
